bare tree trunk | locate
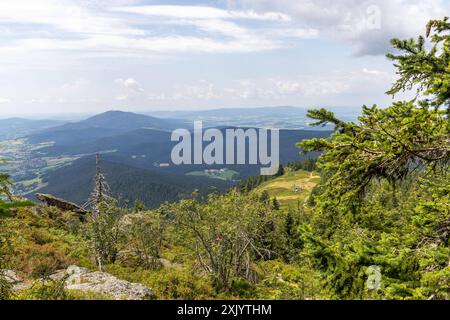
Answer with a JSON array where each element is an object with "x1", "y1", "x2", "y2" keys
[{"x1": 97, "y1": 254, "x2": 103, "y2": 272}]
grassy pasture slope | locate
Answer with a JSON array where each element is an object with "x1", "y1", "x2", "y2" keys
[{"x1": 254, "y1": 170, "x2": 320, "y2": 208}]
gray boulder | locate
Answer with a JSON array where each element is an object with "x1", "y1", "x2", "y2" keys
[
  {"x1": 1, "y1": 270, "x2": 21, "y2": 284},
  {"x1": 0, "y1": 270, "x2": 31, "y2": 291},
  {"x1": 61, "y1": 265, "x2": 154, "y2": 300}
]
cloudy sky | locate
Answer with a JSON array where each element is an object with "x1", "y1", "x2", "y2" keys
[{"x1": 0, "y1": 0, "x2": 448, "y2": 116}]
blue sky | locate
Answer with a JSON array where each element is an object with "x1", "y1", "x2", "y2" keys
[{"x1": 0, "y1": 0, "x2": 448, "y2": 116}]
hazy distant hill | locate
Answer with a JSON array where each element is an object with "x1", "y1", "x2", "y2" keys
[
  {"x1": 0, "y1": 118, "x2": 65, "y2": 140},
  {"x1": 148, "y1": 106, "x2": 359, "y2": 130},
  {"x1": 72, "y1": 110, "x2": 186, "y2": 131},
  {"x1": 28, "y1": 110, "x2": 186, "y2": 145},
  {"x1": 151, "y1": 106, "x2": 361, "y2": 117},
  {"x1": 151, "y1": 106, "x2": 302, "y2": 118}
]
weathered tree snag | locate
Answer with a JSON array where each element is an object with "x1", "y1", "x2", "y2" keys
[{"x1": 89, "y1": 153, "x2": 110, "y2": 217}]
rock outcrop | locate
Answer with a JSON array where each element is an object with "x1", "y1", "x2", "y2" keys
[
  {"x1": 52, "y1": 266, "x2": 153, "y2": 300},
  {"x1": 35, "y1": 193, "x2": 88, "y2": 215},
  {"x1": 1, "y1": 270, "x2": 21, "y2": 284},
  {"x1": 0, "y1": 270, "x2": 29, "y2": 291},
  {"x1": 5, "y1": 266, "x2": 153, "y2": 300}
]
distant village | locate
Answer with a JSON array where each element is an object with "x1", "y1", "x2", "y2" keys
[
  {"x1": 204, "y1": 168, "x2": 228, "y2": 176},
  {"x1": 153, "y1": 161, "x2": 170, "y2": 168}
]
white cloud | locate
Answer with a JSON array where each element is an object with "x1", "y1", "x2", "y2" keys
[
  {"x1": 115, "y1": 77, "x2": 144, "y2": 100},
  {"x1": 0, "y1": 0, "x2": 142, "y2": 36},
  {"x1": 24, "y1": 98, "x2": 45, "y2": 104},
  {"x1": 224, "y1": 80, "x2": 276, "y2": 99},
  {"x1": 229, "y1": 0, "x2": 450, "y2": 55},
  {"x1": 173, "y1": 80, "x2": 220, "y2": 101},
  {"x1": 62, "y1": 78, "x2": 90, "y2": 90},
  {"x1": 0, "y1": 1, "x2": 447, "y2": 59},
  {"x1": 111, "y1": 5, "x2": 291, "y2": 21},
  {"x1": 183, "y1": 19, "x2": 253, "y2": 39},
  {"x1": 1, "y1": 33, "x2": 283, "y2": 55},
  {"x1": 0, "y1": 1, "x2": 444, "y2": 115},
  {"x1": 146, "y1": 68, "x2": 391, "y2": 103},
  {"x1": 0, "y1": 98, "x2": 11, "y2": 104},
  {"x1": 269, "y1": 28, "x2": 319, "y2": 39},
  {"x1": 0, "y1": 2, "x2": 308, "y2": 57},
  {"x1": 361, "y1": 68, "x2": 389, "y2": 76},
  {"x1": 146, "y1": 80, "x2": 221, "y2": 101},
  {"x1": 226, "y1": 77, "x2": 351, "y2": 100}
]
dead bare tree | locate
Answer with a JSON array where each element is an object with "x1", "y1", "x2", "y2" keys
[
  {"x1": 87, "y1": 153, "x2": 110, "y2": 217},
  {"x1": 85, "y1": 153, "x2": 119, "y2": 272},
  {"x1": 82, "y1": 154, "x2": 110, "y2": 212}
]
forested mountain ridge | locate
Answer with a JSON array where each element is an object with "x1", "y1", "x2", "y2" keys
[
  {"x1": 32, "y1": 156, "x2": 231, "y2": 209},
  {"x1": 2, "y1": 108, "x2": 330, "y2": 208},
  {"x1": 21, "y1": 126, "x2": 328, "y2": 208}
]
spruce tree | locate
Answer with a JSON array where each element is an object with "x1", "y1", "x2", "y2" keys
[{"x1": 297, "y1": 18, "x2": 449, "y2": 299}]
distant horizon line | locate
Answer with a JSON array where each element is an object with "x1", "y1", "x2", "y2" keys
[{"x1": 0, "y1": 105, "x2": 362, "y2": 120}]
